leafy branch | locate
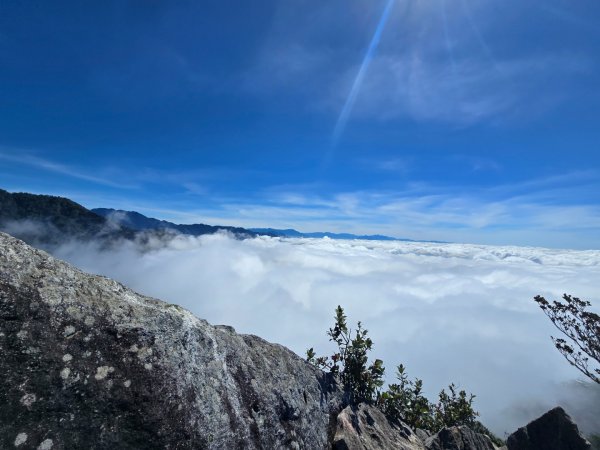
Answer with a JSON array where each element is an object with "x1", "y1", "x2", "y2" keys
[{"x1": 534, "y1": 294, "x2": 600, "y2": 384}]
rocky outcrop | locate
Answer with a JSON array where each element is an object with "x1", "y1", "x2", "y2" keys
[
  {"x1": 332, "y1": 404, "x2": 424, "y2": 450},
  {"x1": 425, "y1": 426, "x2": 497, "y2": 450},
  {"x1": 506, "y1": 406, "x2": 591, "y2": 450},
  {"x1": 0, "y1": 232, "x2": 342, "y2": 449},
  {"x1": 330, "y1": 405, "x2": 504, "y2": 450}
]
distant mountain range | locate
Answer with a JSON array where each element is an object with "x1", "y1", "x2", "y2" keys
[
  {"x1": 92, "y1": 208, "x2": 258, "y2": 238},
  {"x1": 93, "y1": 210, "x2": 414, "y2": 242},
  {"x1": 249, "y1": 228, "x2": 403, "y2": 241},
  {"x1": 0, "y1": 188, "x2": 437, "y2": 247}
]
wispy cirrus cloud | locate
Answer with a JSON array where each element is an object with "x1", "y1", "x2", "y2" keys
[
  {"x1": 0, "y1": 149, "x2": 269, "y2": 204},
  {"x1": 359, "y1": 53, "x2": 589, "y2": 124},
  {"x1": 0, "y1": 150, "x2": 138, "y2": 190},
  {"x1": 247, "y1": 0, "x2": 593, "y2": 127}
]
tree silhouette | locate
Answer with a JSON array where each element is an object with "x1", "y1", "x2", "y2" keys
[{"x1": 534, "y1": 294, "x2": 600, "y2": 384}]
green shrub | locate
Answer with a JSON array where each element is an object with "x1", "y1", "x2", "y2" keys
[
  {"x1": 307, "y1": 305, "x2": 384, "y2": 402},
  {"x1": 379, "y1": 368, "x2": 482, "y2": 435},
  {"x1": 378, "y1": 364, "x2": 434, "y2": 430},
  {"x1": 308, "y1": 305, "x2": 495, "y2": 443},
  {"x1": 431, "y1": 383, "x2": 478, "y2": 429}
]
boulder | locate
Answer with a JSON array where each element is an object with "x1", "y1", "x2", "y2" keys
[
  {"x1": 506, "y1": 406, "x2": 591, "y2": 450},
  {"x1": 332, "y1": 403, "x2": 424, "y2": 450},
  {"x1": 0, "y1": 232, "x2": 342, "y2": 449},
  {"x1": 415, "y1": 428, "x2": 432, "y2": 442},
  {"x1": 425, "y1": 425, "x2": 498, "y2": 450}
]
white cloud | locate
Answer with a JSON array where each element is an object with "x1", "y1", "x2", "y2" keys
[
  {"x1": 0, "y1": 150, "x2": 138, "y2": 190},
  {"x1": 170, "y1": 175, "x2": 600, "y2": 249},
  {"x1": 247, "y1": 0, "x2": 592, "y2": 126},
  {"x1": 51, "y1": 233, "x2": 600, "y2": 435},
  {"x1": 372, "y1": 157, "x2": 412, "y2": 173},
  {"x1": 345, "y1": 51, "x2": 589, "y2": 125}
]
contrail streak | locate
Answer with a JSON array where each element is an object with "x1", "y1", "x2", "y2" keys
[{"x1": 331, "y1": 0, "x2": 395, "y2": 147}]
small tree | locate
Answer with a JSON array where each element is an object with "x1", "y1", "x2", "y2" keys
[
  {"x1": 534, "y1": 294, "x2": 600, "y2": 384},
  {"x1": 432, "y1": 383, "x2": 478, "y2": 429},
  {"x1": 307, "y1": 305, "x2": 384, "y2": 403},
  {"x1": 379, "y1": 367, "x2": 480, "y2": 434},
  {"x1": 379, "y1": 364, "x2": 434, "y2": 430}
]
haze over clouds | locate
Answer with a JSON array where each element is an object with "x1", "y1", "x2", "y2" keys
[{"x1": 52, "y1": 233, "x2": 600, "y2": 436}]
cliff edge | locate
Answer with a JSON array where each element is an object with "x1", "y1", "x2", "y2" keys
[{"x1": 0, "y1": 231, "x2": 341, "y2": 449}]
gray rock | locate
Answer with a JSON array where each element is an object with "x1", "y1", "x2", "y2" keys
[
  {"x1": 415, "y1": 428, "x2": 432, "y2": 442},
  {"x1": 425, "y1": 425, "x2": 498, "y2": 450},
  {"x1": 506, "y1": 406, "x2": 592, "y2": 450},
  {"x1": 0, "y1": 232, "x2": 342, "y2": 449},
  {"x1": 332, "y1": 403, "x2": 424, "y2": 450}
]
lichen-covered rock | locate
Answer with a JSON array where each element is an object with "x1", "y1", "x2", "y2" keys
[
  {"x1": 425, "y1": 426, "x2": 498, "y2": 450},
  {"x1": 0, "y1": 232, "x2": 342, "y2": 449},
  {"x1": 332, "y1": 403, "x2": 424, "y2": 450},
  {"x1": 506, "y1": 406, "x2": 591, "y2": 450}
]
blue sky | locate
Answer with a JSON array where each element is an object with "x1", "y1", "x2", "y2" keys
[{"x1": 1, "y1": 0, "x2": 600, "y2": 248}]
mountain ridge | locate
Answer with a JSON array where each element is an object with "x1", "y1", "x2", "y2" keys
[
  {"x1": 93, "y1": 207, "x2": 258, "y2": 238},
  {"x1": 0, "y1": 189, "x2": 258, "y2": 248},
  {"x1": 1, "y1": 187, "x2": 442, "y2": 245},
  {"x1": 249, "y1": 227, "x2": 448, "y2": 242},
  {"x1": 0, "y1": 188, "x2": 134, "y2": 246}
]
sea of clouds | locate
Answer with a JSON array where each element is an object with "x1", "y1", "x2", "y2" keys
[{"x1": 52, "y1": 233, "x2": 600, "y2": 436}]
